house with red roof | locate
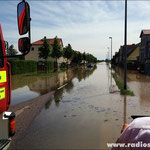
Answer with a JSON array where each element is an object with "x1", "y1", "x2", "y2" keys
[{"x1": 25, "y1": 36, "x2": 65, "y2": 65}]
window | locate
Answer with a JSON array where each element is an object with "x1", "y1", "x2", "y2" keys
[{"x1": 0, "y1": 35, "x2": 4, "y2": 68}]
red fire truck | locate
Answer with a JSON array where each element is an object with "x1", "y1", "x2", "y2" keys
[{"x1": 0, "y1": 0, "x2": 31, "y2": 149}]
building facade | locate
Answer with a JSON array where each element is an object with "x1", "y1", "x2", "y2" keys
[
  {"x1": 139, "y1": 30, "x2": 150, "y2": 75},
  {"x1": 25, "y1": 37, "x2": 65, "y2": 65}
]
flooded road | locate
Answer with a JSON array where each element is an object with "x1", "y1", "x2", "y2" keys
[
  {"x1": 12, "y1": 63, "x2": 150, "y2": 149},
  {"x1": 11, "y1": 69, "x2": 74, "y2": 106}
]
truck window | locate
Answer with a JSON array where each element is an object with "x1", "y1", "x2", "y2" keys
[{"x1": 0, "y1": 35, "x2": 4, "y2": 68}]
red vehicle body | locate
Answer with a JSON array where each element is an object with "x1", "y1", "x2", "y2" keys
[
  {"x1": 0, "y1": 1, "x2": 31, "y2": 149},
  {"x1": 0, "y1": 24, "x2": 11, "y2": 114}
]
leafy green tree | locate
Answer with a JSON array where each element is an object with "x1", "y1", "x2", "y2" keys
[
  {"x1": 38, "y1": 37, "x2": 52, "y2": 60},
  {"x1": 51, "y1": 36, "x2": 63, "y2": 69},
  {"x1": 38, "y1": 37, "x2": 52, "y2": 72},
  {"x1": 77, "y1": 52, "x2": 83, "y2": 63},
  {"x1": 63, "y1": 44, "x2": 73, "y2": 64},
  {"x1": 82, "y1": 52, "x2": 86, "y2": 64},
  {"x1": 86, "y1": 53, "x2": 97, "y2": 63},
  {"x1": 72, "y1": 51, "x2": 82, "y2": 64},
  {"x1": 71, "y1": 51, "x2": 78, "y2": 64},
  {"x1": 7, "y1": 44, "x2": 18, "y2": 56}
]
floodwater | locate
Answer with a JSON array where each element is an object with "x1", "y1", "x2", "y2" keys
[
  {"x1": 11, "y1": 69, "x2": 75, "y2": 106},
  {"x1": 12, "y1": 63, "x2": 150, "y2": 149}
]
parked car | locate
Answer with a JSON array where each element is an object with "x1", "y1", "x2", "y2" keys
[{"x1": 87, "y1": 63, "x2": 93, "y2": 68}]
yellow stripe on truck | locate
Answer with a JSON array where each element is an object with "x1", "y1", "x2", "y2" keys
[
  {"x1": 0, "y1": 87, "x2": 5, "y2": 100},
  {"x1": 0, "y1": 71, "x2": 7, "y2": 83}
]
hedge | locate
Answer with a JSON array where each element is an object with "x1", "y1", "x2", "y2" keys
[
  {"x1": 8, "y1": 59, "x2": 37, "y2": 75},
  {"x1": 45, "y1": 61, "x2": 54, "y2": 72}
]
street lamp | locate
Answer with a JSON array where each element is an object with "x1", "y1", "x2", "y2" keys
[
  {"x1": 107, "y1": 47, "x2": 110, "y2": 61},
  {"x1": 109, "y1": 37, "x2": 112, "y2": 63},
  {"x1": 124, "y1": 0, "x2": 127, "y2": 90}
]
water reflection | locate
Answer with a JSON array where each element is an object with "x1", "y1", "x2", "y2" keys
[
  {"x1": 44, "y1": 66, "x2": 97, "y2": 109},
  {"x1": 11, "y1": 69, "x2": 74, "y2": 105},
  {"x1": 45, "y1": 98, "x2": 53, "y2": 109},
  {"x1": 113, "y1": 66, "x2": 150, "y2": 107},
  {"x1": 73, "y1": 66, "x2": 97, "y2": 82},
  {"x1": 123, "y1": 96, "x2": 127, "y2": 125},
  {"x1": 11, "y1": 74, "x2": 38, "y2": 90},
  {"x1": 11, "y1": 66, "x2": 97, "y2": 106}
]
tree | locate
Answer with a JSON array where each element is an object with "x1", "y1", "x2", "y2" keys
[
  {"x1": 77, "y1": 52, "x2": 83, "y2": 64},
  {"x1": 86, "y1": 53, "x2": 97, "y2": 63},
  {"x1": 72, "y1": 51, "x2": 82, "y2": 64},
  {"x1": 63, "y1": 44, "x2": 73, "y2": 64},
  {"x1": 38, "y1": 37, "x2": 52, "y2": 60},
  {"x1": 82, "y1": 52, "x2": 86, "y2": 64},
  {"x1": 38, "y1": 37, "x2": 52, "y2": 72},
  {"x1": 7, "y1": 44, "x2": 18, "y2": 56},
  {"x1": 51, "y1": 36, "x2": 63, "y2": 69}
]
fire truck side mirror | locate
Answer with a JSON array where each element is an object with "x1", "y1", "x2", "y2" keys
[
  {"x1": 17, "y1": 0, "x2": 30, "y2": 35},
  {"x1": 18, "y1": 37, "x2": 30, "y2": 54}
]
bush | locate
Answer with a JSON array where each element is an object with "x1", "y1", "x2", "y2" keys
[
  {"x1": 8, "y1": 59, "x2": 37, "y2": 75},
  {"x1": 44, "y1": 61, "x2": 54, "y2": 72}
]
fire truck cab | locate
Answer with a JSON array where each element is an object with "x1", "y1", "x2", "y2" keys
[{"x1": 0, "y1": 0, "x2": 31, "y2": 149}]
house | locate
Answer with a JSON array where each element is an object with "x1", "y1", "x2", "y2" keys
[
  {"x1": 127, "y1": 43, "x2": 140, "y2": 69},
  {"x1": 112, "y1": 43, "x2": 140, "y2": 69},
  {"x1": 139, "y1": 30, "x2": 150, "y2": 75},
  {"x1": 127, "y1": 43, "x2": 140, "y2": 62},
  {"x1": 118, "y1": 44, "x2": 136, "y2": 66},
  {"x1": 25, "y1": 37, "x2": 65, "y2": 66}
]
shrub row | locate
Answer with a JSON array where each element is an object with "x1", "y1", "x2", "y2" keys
[
  {"x1": 44, "y1": 61, "x2": 54, "y2": 72},
  {"x1": 8, "y1": 59, "x2": 37, "y2": 75}
]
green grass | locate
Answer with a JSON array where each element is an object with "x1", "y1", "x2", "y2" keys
[{"x1": 112, "y1": 73, "x2": 134, "y2": 96}]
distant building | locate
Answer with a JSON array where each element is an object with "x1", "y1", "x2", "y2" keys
[
  {"x1": 118, "y1": 44, "x2": 136, "y2": 66},
  {"x1": 139, "y1": 30, "x2": 150, "y2": 74},
  {"x1": 112, "y1": 43, "x2": 140, "y2": 70},
  {"x1": 127, "y1": 43, "x2": 140, "y2": 62},
  {"x1": 25, "y1": 37, "x2": 65, "y2": 65},
  {"x1": 126, "y1": 43, "x2": 140, "y2": 70}
]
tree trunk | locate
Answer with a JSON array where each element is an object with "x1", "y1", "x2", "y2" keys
[
  {"x1": 54, "y1": 58, "x2": 58, "y2": 72},
  {"x1": 45, "y1": 59, "x2": 48, "y2": 73}
]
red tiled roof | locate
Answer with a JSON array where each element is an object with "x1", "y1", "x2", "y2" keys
[
  {"x1": 32, "y1": 38, "x2": 63, "y2": 46},
  {"x1": 140, "y1": 30, "x2": 150, "y2": 37}
]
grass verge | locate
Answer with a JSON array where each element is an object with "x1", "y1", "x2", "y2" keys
[{"x1": 112, "y1": 73, "x2": 134, "y2": 96}]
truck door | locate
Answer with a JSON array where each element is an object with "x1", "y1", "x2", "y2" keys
[{"x1": 0, "y1": 24, "x2": 10, "y2": 114}]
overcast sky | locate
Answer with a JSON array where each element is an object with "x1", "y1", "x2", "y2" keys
[{"x1": 1, "y1": 0, "x2": 150, "y2": 60}]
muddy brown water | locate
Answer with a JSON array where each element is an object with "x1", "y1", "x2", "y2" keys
[{"x1": 11, "y1": 63, "x2": 150, "y2": 149}]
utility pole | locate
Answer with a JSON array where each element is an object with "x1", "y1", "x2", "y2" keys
[{"x1": 124, "y1": 0, "x2": 127, "y2": 90}]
